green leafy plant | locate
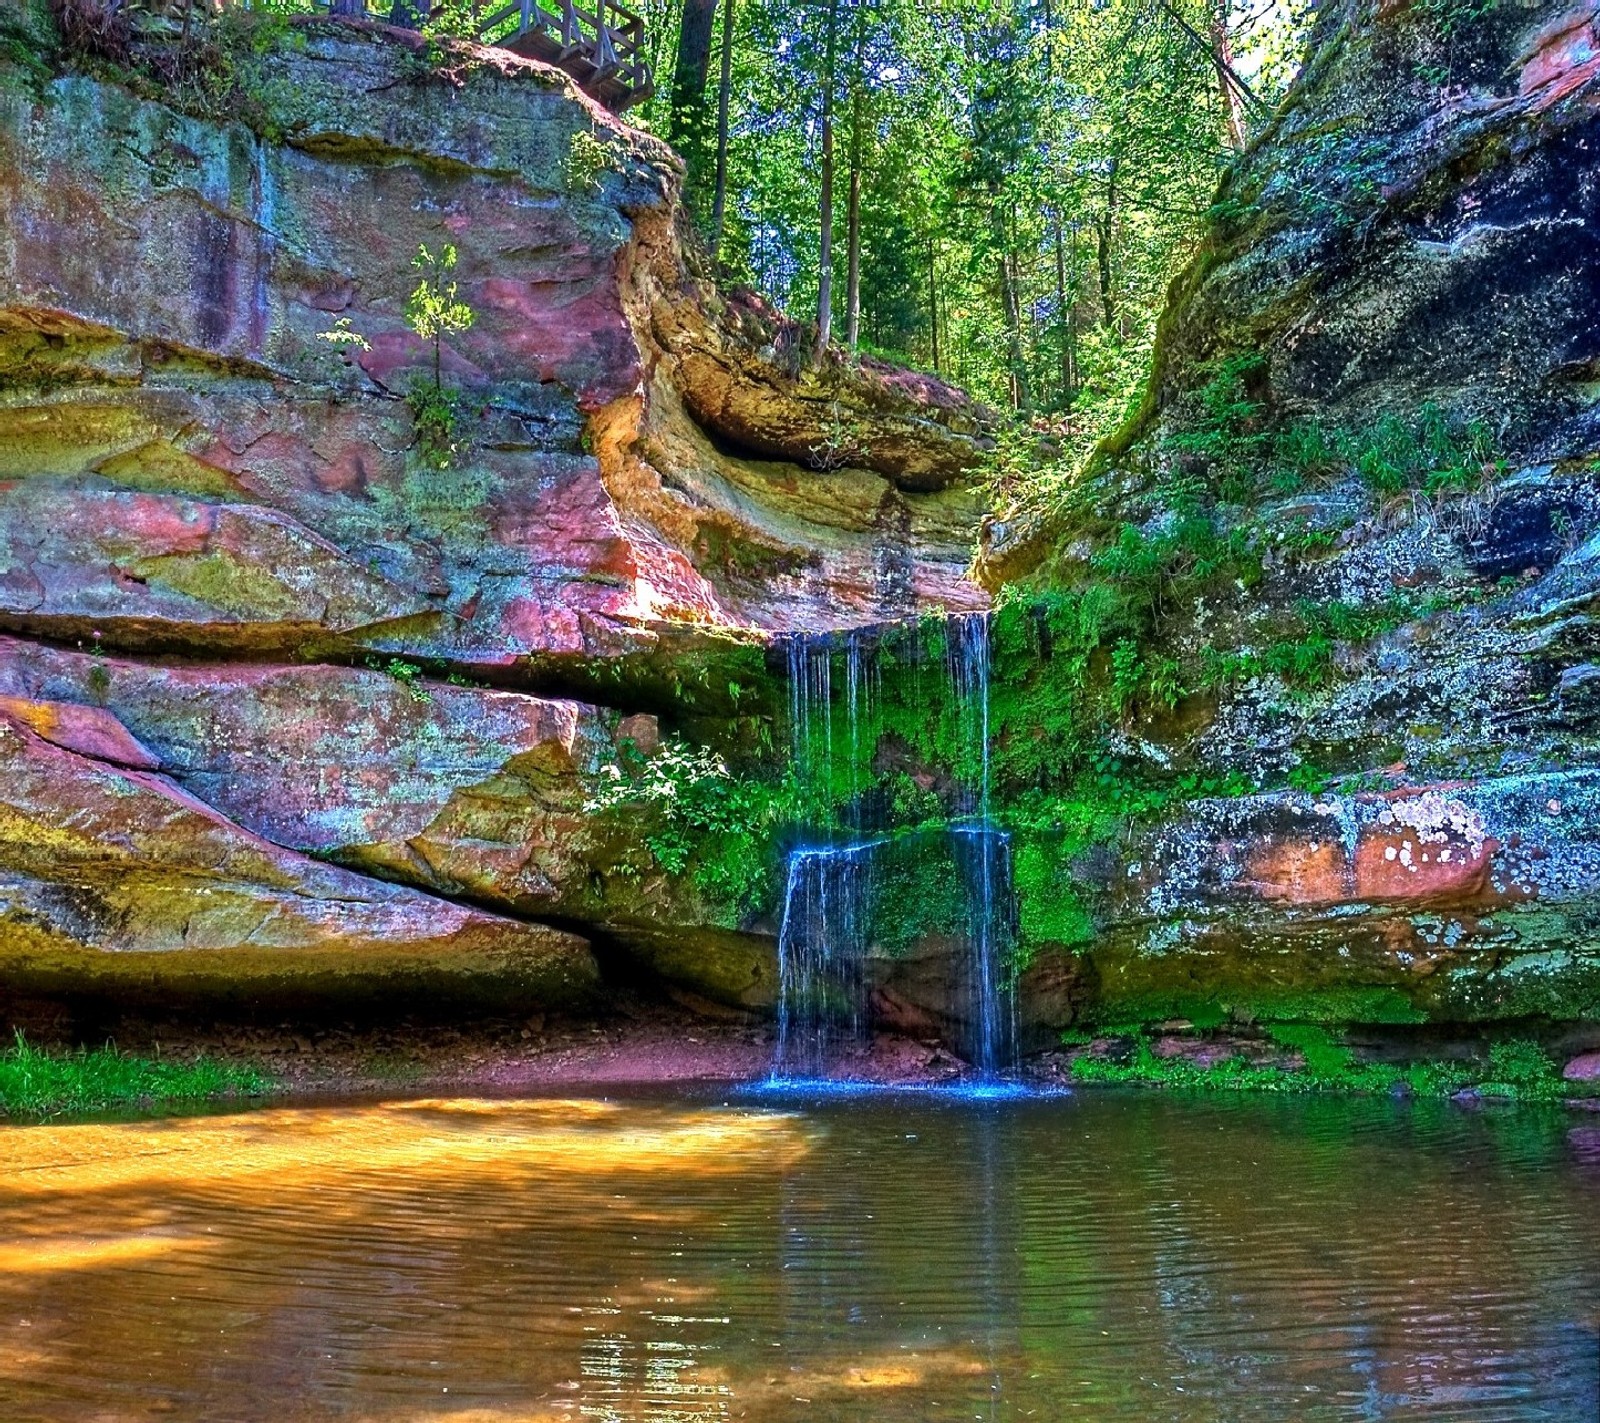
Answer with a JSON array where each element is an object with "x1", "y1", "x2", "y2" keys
[
  {"x1": 566, "y1": 129, "x2": 611, "y2": 194},
  {"x1": 406, "y1": 379, "x2": 478, "y2": 470},
  {"x1": 406, "y1": 243, "x2": 476, "y2": 393},
  {"x1": 585, "y1": 739, "x2": 792, "y2": 916},
  {"x1": 402, "y1": 244, "x2": 479, "y2": 469},
  {"x1": 317, "y1": 316, "x2": 371, "y2": 355},
  {"x1": 367, "y1": 655, "x2": 430, "y2": 702},
  {"x1": 1480, "y1": 1039, "x2": 1561, "y2": 1099}
]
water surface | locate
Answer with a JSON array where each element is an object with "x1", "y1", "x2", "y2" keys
[{"x1": 1, "y1": 1088, "x2": 1597, "y2": 1421}]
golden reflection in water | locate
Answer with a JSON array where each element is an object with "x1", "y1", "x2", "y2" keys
[
  {"x1": 0, "y1": 1098, "x2": 811, "y2": 1197},
  {"x1": 0, "y1": 1098, "x2": 826, "y2": 1423},
  {"x1": 0, "y1": 1233, "x2": 220, "y2": 1275},
  {"x1": 0, "y1": 1093, "x2": 1594, "y2": 1422},
  {"x1": 338, "y1": 1348, "x2": 991, "y2": 1423}
]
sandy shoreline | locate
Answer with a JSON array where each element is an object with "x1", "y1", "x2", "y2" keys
[{"x1": 6, "y1": 1000, "x2": 1004, "y2": 1101}]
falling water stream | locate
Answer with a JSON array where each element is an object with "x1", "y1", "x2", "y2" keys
[
  {"x1": 772, "y1": 629, "x2": 880, "y2": 1078},
  {"x1": 771, "y1": 840, "x2": 877, "y2": 1079},
  {"x1": 773, "y1": 615, "x2": 1017, "y2": 1079},
  {"x1": 946, "y1": 611, "x2": 1019, "y2": 1078}
]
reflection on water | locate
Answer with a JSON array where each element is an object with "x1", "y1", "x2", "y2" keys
[{"x1": 1, "y1": 1090, "x2": 1597, "y2": 1421}]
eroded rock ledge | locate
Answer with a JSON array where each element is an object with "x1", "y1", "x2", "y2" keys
[{"x1": 0, "y1": 17, "x2": 993, "y2": 1011}]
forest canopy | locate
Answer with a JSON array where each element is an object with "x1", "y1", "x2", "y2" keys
[{"x1": 637, "y1": 0, "x2": 1313, "y2": 447}]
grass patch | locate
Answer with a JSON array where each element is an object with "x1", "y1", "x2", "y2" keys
[{"x1": 0, "y1": 1033, "x2": 268, "y2": 1118}]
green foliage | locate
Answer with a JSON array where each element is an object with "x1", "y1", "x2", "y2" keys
[
  {"x1": 1264, "y1": 1022, "x2": 1354, "y2": 1076},
  {"x1": 0, "y1": 3, "x2": 56, "y2": 84},
  {"x1": 1415, "y1": 0, "x2": 1501, "y2": 42},
  {"x1": 0, "y1": 1032, "x2": 266, "y2": 1118},
  {"x1": 642, "y1": 0, "x2": 1308, "y2": 426},
  {"x1": 1064, "y1": 1026, "x2": 1555, "y2": 1099},
  {"x1": 1304, "y1": 404, "x2": 1501, "y2": 498},
  {"x1": 1165, "y1": 354, "x2": 1269, "y2": 496},
  {"x1": 399, "y1": 244, "x2": 480, "y2": 468},
  {"x1": 1284, "y1": 762, "x2": 1328, "y2": 794},
  {"x1": 1482, "y1": 1039, "x2": 1561, "y2": 1099},
  {"x1": 422, "y1": 0, "x2": 482, "y2": 41},
  {"x1": 566, "y1": 129, "x2": 611, "y2": 194},
  {"x1": 871, "y1": 839, "x2": 966, "y2": 956},
  {"x1": 586, "y1": 739, "x2": 790, "y2": 916},
  {"x1": 367, "y1": 656, "x2": 430, "y2": 702},
  {"x1": 317, "y1": 317, "x2": 371, "y2": 356},
  {"x1": 406, "y1": 378, "x2": 478, "y2": 470},
  {"x1": 406, "y1": 244, "x2": 476, "y2": 388},
  {"x1": 1271, "y1": 421, "x2": 1341, "y2": 485}
]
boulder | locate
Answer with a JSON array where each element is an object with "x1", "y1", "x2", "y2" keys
[
  {"x1": 0, "y1": 636, "x2": 778, "y2": 1001},
  {"x1": 0, "y1": 705, "x2": 600, "y2": 1008},
  {"x1": 1147, "y1": 0, "x2": 1600, "y2": 456},
  {"x1": 0, "y1": 29, "x2": 990, "y2": 684},
  {"x1": 1563, "y1": 1051, "x2": 1600, "y2": 1082}
]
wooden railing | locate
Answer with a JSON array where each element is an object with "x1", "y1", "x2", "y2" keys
[{"x1": 474, "y1": 0, "x2": 653, "y2": 112}]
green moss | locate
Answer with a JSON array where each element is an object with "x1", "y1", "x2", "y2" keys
[
  {"x1": 869, "y1": 840, "x2": 964, "y2": 956},
  {"x1": 1440, "y1": 947, "x2": 1600, "y2": 1023},
  {"x1": 130, "y1": 551, "x2": 309, "y2": 620},
  {"x1": 1013, "y1": 835, "x2": 1095, "y2": 954},
  {"x1": 1077, "y1": 982, "x2": 1429, "y2": 1031},
  {"x1": 1066, "y1": 1028, "x2": 1573, "y2": 1101},
  {"x1": 0, "y1": 1032, "x2": 267, "y2": 1119}
]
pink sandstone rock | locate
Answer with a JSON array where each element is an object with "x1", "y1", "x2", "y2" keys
[
  {"x1": 0, "y1": 695, "x2": 158, "y2": 770},
  {"x1": 1563, "y1": 1052, "x2": 1600, "y2": 1082},
  {"x1": 0, "y1": 712, "x2": 599, "y2": 1003}
]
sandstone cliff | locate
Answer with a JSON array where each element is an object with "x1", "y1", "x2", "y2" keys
[
  {"x1": 0, "y1": 9, "x2": 992, "y2": 1014},
  {"x1": 985, "y1": 0, "x2": 1600, "y2": 1040}
]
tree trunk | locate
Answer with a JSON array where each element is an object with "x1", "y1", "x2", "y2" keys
[
  {"x1": 815, "y1": 0, "x2": 842, "y2": 359},
  {"x1": 1053, "y1": 212, "x2": 1075, "y2": 410},
  {"x1": 845, "y1": 164, "x2": 862, "y2": 359},
  {"x1": 710, "y1": 0, "x2": 736, "y2": 254},
  {"x1": 669, "y1": 0, "x2": 720, "y2": 214},
  {"x1": 1096, "y1": 158, "x2": 1118, "y2": 331},
  {"x1": 928, "y1": 235, "x2": 941, "y2": 374},
  {"x1": 1210, "y1": 0, "x2": 1247, "y2": 150},
  {"x1": 844, "y1": 0, "x2": 870, "y2": 358},
  {"x1": 996, "y1": 201, "x2": 1031, "y2": 411}
]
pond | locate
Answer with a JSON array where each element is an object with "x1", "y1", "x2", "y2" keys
[{"x1": 1, "y1": 1087, "x2": 1597, "y2": 1421}]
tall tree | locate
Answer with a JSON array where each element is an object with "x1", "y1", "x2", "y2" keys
[
  {"x1": 843, "y1": 0, "x2": 871, "y2": 357},
  {"x1": 635, "y1": 0, "x2": 1312, "y2": 423},
  {"x1": 669, "y1": 0, "x2": 720, "y2": 217},
  {"x1": 710, "y1": 0, "x2": 737, "y2": 252},
  {"x1": 814, "y1": 0, "x2": 843, "y2": 357}
]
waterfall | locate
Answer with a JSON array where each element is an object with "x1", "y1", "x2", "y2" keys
[
  {"x1": 772, "y1": 840, "x2": 877, "y2": 1078},
  {"x1": 772, "y1": 615, "x2": 1017, "y2": 1080},
  {"x1": 773, "y1": 630, "x2": 880, "y2": 1079},
  {"x1": 785, "y1": 632, "x2": 832, "y2": 827},
  {"x1": 947, "y1": 612, "x2": 1019, "y2": 1078}
]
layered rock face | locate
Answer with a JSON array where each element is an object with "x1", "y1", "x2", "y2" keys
[
  {"x1": 995, "y1": 0, "x2": 1600, "y2": 1035},
  {"x1": 1153, "y1": 0, "x2": 1600, "y2": 455},
  {"x1": 0, "y1": 12, "x2": 992, "y2": 1013}
]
